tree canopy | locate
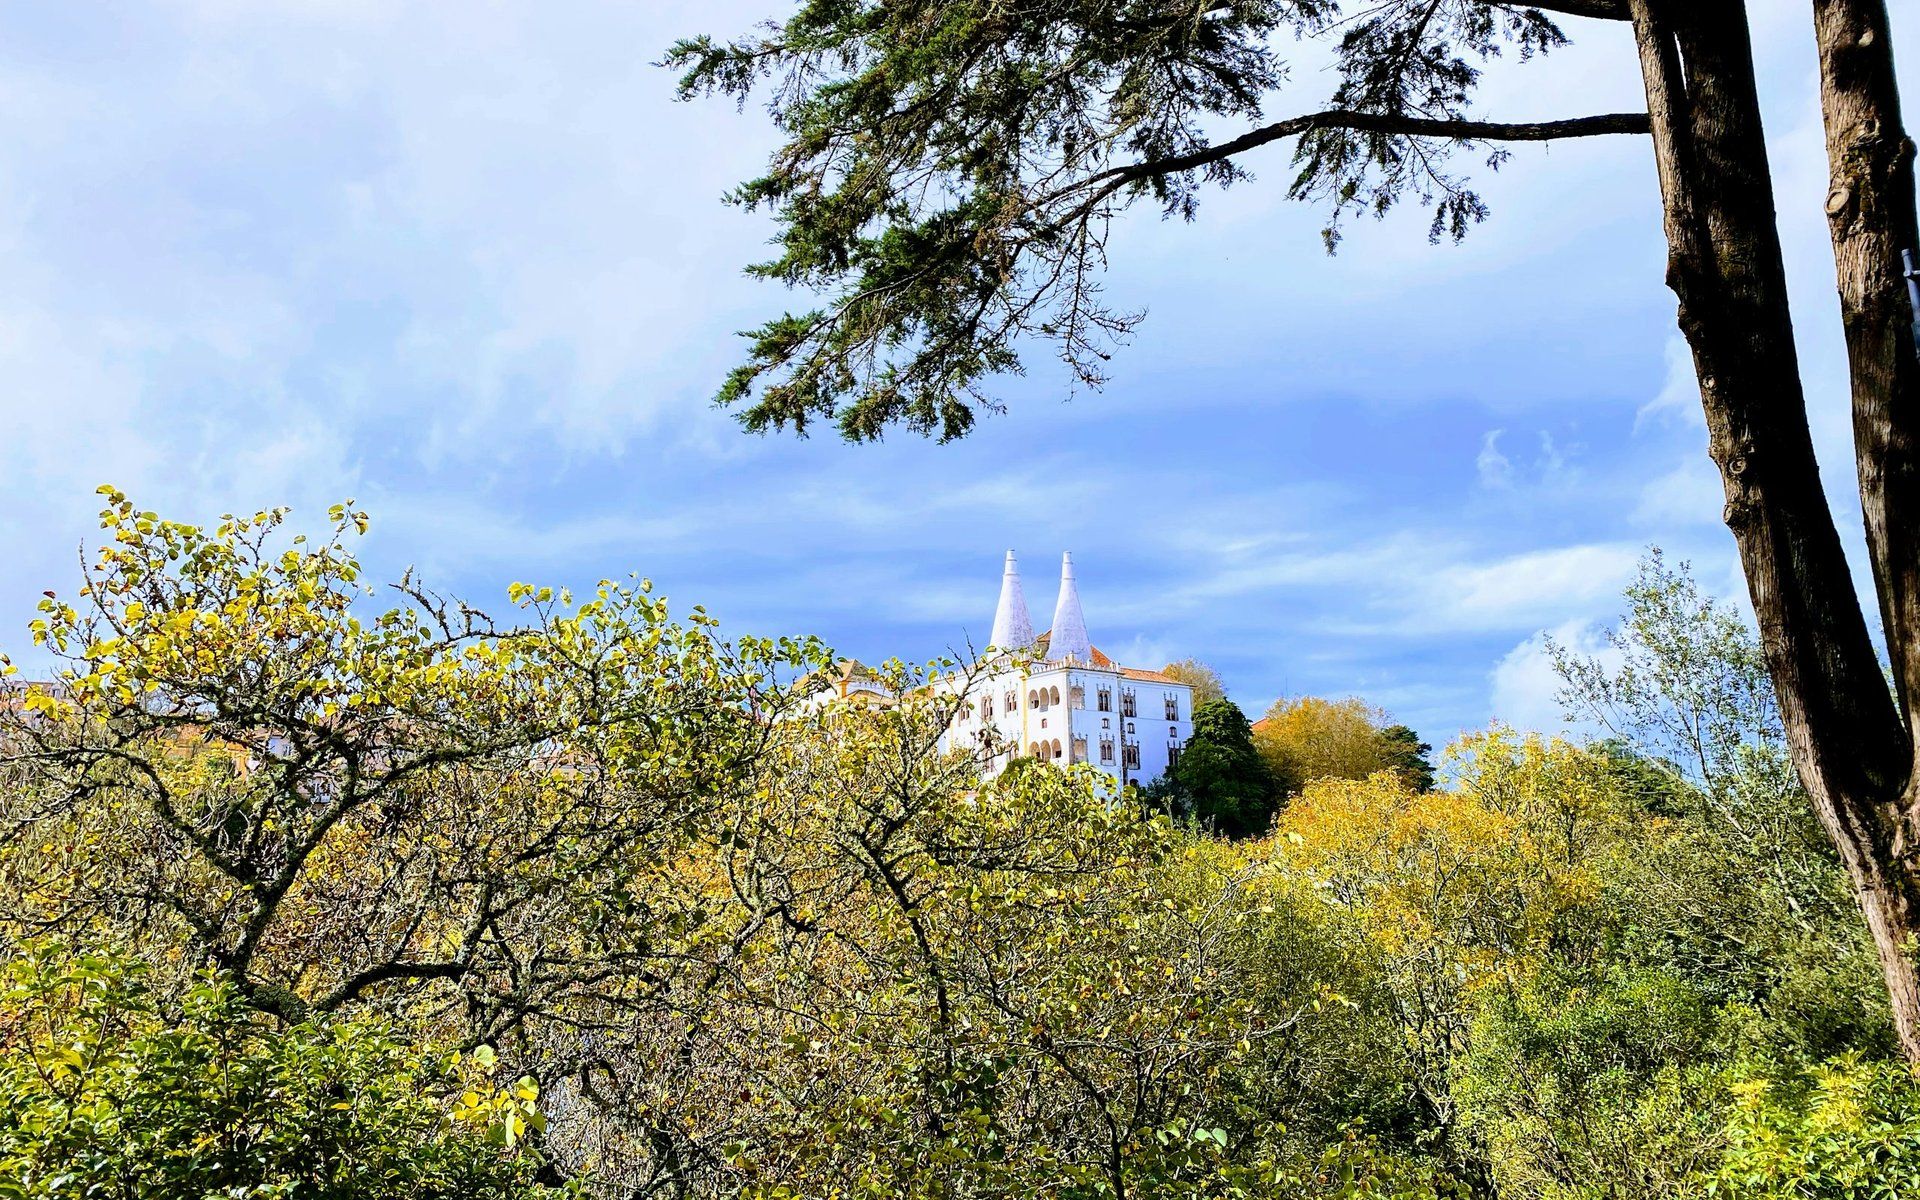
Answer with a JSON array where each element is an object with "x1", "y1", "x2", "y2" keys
[
  {"x1": 1161, "y1": 658, "x2": 1228, "y2": 708},
  {"x1": 1170, "y1": 698, "x2": 1276, "y2": 837},
  {"x1": 1255, "y1": 695, "x2": 1432, "y2": 795},
  {"x1": 1, "y1": 499, "x2": 1913, "y2": 1194},
  {"x1": 668, "y1": 0, "x2": 1646, "y2": 441}
]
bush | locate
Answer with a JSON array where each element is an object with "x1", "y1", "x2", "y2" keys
[
  {"x1": 0, "y1": 943, "x2": 559, "y2": 1199},
  {"x1": 1712, "y1": 1054, "x2": 1920, "y2": 1198}
]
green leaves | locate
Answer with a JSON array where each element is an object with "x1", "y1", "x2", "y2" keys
[
  {"x1": 1169, "y1": 698, "x2": 1276, "y2": 837},
  {"x1": 675, "y1": 0, "x2": 1579, "y2": 440},
  {"x1": 0, "y1": 944, "x2": 562, "y2": 1199},
  {"x1": 1710, "y1": 1055, "x2": 1920, "y2": 1199}
]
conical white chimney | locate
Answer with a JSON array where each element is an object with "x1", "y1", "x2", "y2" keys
[
  {"x1": 988, "y1": 550, "x2": 1035, "y2": 652},
  {"x1": 1049, "y1": 552, "x2": 1092, "y2": 663}
]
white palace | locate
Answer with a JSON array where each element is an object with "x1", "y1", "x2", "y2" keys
[
  {"x1": 941, "y1": 552, "x2": 1194, "y2": 786},
  {"x1": 803, "y1": 553, "x2": 1195, "y2": 786}
]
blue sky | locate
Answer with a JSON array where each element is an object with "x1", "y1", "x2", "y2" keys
[{"x1": 0, "y1": 2, "x2": 1909, "y2": 746}]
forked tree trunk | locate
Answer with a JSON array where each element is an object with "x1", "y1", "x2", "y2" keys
[{"x1": 1628, "y1": 0, "x2": 1920, "y2": 1060}]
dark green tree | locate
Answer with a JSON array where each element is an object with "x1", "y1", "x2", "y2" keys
[
  {"x1": 1173, "y1": 699, "x2": 1276, "y2": 838},
  {"x1": 1380, "y1": 724, "x2": 1436, "y2": 792},
  {"x1": 670, "y1": 0, "x2": 1920, "y2": 1061}
]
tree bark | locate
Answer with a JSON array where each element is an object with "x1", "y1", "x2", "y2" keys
[
  {"x1": 1629, "y1": 0, "x2": 1920, "y2": 1060},
  {"x1": 1814, "y1": 0, "x2": 1920, "y2": 722},
  {"x1": 1808, "y1": 0, "x2": 1920, "y2": 1057}
]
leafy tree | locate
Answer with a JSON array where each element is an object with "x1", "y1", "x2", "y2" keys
[
  {"x1": 1170, "y1": 699, "x2": 1275, "y2": 838},
  {"x1": 672, "y1": 0, "x2": 1920, "y2": 1059},
  {"x1": 1255, "y1": 696, "x2": 1406, "y2": 795},
  {"x1": 0, "y1": 488, "x2": 818, "y2": 1035},
  {"x1": 1553, "y1": 553, "x2": 1847, "y2": 946},
  {"x1": 0, "y1": 943, "x2": 557, "y2": 1199},
  {"x1": 1161, "y1": 658, "x2": 1227, "y2": 708},
  {"x1": 1455, "y1": 964, "x2": 1733, "y2": 1198},
  {"x1": 1272, "y1": 735, "x2": 1622, "y2": 1194},
  {"x1": 1379, "y1": 725, "x2": 1437, "y2": 792}
]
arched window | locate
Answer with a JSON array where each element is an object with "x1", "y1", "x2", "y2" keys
[
  {"x1": 1029, "y1": 689, "x2": 1039, "y2": 708},
  {"x1": 1071, "y1": 685, "x2": 1086, "y2": 708},
  {"x1": 981, "y1": 695, "x2": 994, "y2": 719},
  {"x1": 1052, "y1": 738, "x2": 1063, "y2": 759},
  {"x1": 1028, "y1": 742, "x2": 1040, "y2": 757},
  {"x1": 1050, "y1": 686, "x2": 1061, "y2": 706}
]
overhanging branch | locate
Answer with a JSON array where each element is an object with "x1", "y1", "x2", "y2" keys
[
  {"x1": 1473, "y1": 0, "x2": 1628, "y2": 19},
  {"x1": 1062, "y1": 109, "x2": 1651, "y2": 201}
]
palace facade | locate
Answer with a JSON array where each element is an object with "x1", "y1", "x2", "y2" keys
[{"x1": 934, "y1": 552, "x2": 1192, "y2": 786}]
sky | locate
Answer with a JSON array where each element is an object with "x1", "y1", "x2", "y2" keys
[{"x1": 0, "y1": 2, "x2": 1910, "y2": 747}]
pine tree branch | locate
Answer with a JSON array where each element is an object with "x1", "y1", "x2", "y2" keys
[
  {"x1": 1475, "y1": 0, "x2": 1628, "y2": 18},
  {"x1": 1061, "y1": 110, "x2": 1650, "y2": 203}
]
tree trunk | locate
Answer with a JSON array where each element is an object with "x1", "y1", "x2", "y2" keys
[
  {"x1": 1813, "y1": 0, "x2": 1920, "y2": 722},
  {"x1": 1808, "y1": 0, "x2": 1920, "y2": 1058},
  {"x1": 1628, "y1": 0, "x2": 1920, "y2": 1060}
]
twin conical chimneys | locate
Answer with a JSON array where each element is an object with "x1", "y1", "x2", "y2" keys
[{"x1": 985, "y1": 550, "x2": 1091, "y2": 662}]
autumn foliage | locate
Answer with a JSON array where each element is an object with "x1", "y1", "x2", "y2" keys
[{"x1": 0, "y1": 496, "x2": 1911, "y2": 1197}]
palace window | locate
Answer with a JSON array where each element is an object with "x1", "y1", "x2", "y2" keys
[
  {"x1": 981, "y1": 695, "x2": 994, "y2": 720},
  {"x1": 1071, "y1": 685, "x2": 1085, "y2": 709},
  {"x1": 1121, "y1": 689, "x2": 1137, "y2": 718},
  {"x1": 1164, "y1": 695, "x2": 1179, "y2": 721},
  {"x1": 1123, "y1": 742, "x2": 1141, "y2": 770},
  {"x1": 1050, "y1": 686, "x2": 1061, "y2": 706},
  {"x1": 1052, "y1": 739, "x2": 1063, "y2": 760},
  {"x1": 1097, "y1": 688, "x2": 1112, "y2": 712},
  {"x1": 1167, "y1": 746, "x2": 1182, "y2": 770},
  {"x1": 1099, "y1": 737, "x2": 1114, "y2": 763}
]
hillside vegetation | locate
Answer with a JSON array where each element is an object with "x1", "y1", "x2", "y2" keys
[{"x1": 0, "y1": 494, "x2": 1912, "y2": 1198}]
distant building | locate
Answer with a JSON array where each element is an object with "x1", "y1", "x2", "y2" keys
[{"x1": 934, "y1": 552, "x2": 1192, "y2": 786}]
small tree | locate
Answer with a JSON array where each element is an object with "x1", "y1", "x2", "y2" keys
[
  {"x1": 1173, "y1": 699, "x2": 1275, "y2": 838},
  {"x1": 1161, "y1": 659, "x2": 1227, "y2": 709},
  {"x1": 0, "y1": 944, "x2": 556, "y2": 1199},
  {"x1": 1381, "y1": 725, "x2": 1438, "y2": 793}
]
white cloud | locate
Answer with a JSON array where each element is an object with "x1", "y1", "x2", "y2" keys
[
  {"x1": 1476, "y1": 429, "x2": 1513, "y2": 489},
  {"x1": 1634, "y1": 454, "x2": 1724, "y2": 528},
  {"x1": 1635, "y1": 336, "x2": 1704, "y2": 432},
  {"x1": 1537, "y1": 431, "x2": 1566, "y2": 479},
  {"x1": 1489, "y1": 620, "x2": 1616, "y2": 735},
  {"x1": 1431, "y1": 543, "x2": 1642, "y2": 633}
]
